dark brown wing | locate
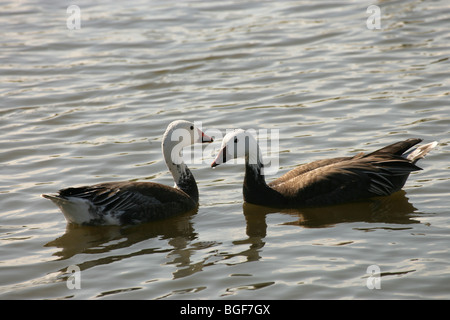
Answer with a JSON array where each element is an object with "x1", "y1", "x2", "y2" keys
[
  {"x1": 269, "y1": 156, "x2": 358, "y2": 187},
  {"x1": 365, "y1": 138, "x2": 422, "y2": 157},
  {"x1": 58, "y1": 181, "x2": 197, "y2": 224},
  {"x1": 269, "y1": 152, "x2": 421, "y2": 207}
]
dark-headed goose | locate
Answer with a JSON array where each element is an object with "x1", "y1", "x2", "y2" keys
[
  {"x1": 43, "y1": 120, "x2": 213, "y2": 225},
  {"x1": 211, "y1": 129, "x2": 437, "y2": 207}
]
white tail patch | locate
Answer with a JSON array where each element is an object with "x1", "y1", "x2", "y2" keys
[
  {"x1": 43, "y1": 194, "x2": 93, "y2": 224},
  {"x1": 405, "y1": 141, "x2": 438, "y2": 162}
]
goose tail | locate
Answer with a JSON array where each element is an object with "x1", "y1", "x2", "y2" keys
[
  {"x1": 403, "y1": 141, "x2": 438, "y2": 164},
  {"x1": 42, "y1": 193, "x2": 93, "y2": 225},
  {"x1": 42, "y1": 193, "x2": 69, "y2": 205}
]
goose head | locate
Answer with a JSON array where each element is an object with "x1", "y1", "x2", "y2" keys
[
  {"x1": 162, "y1": 120, "x2": 213, "y2": 166},
  {"x1": 163, "y1": 120, "x2": 213, "y2": 147},
  {"x1": 211, "y1": 129, "x2": 261, "y2": 167}
]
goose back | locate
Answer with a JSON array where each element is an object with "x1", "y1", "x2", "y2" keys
[
  {"x1": 246, "y1": 138, "x2": 431, "y2": 207},
  {"x1": 46, "y1": 181, "x2": 197, "y2": 225}
]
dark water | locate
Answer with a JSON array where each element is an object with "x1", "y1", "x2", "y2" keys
[{"x1": 1, "y1": 0, "x2": 449, "y2": 299}]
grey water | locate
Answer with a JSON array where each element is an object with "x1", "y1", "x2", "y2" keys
[{"x1": 1, "y1": 0, "x2": 449, "y2": 299}]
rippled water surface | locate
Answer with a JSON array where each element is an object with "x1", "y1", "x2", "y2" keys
[{"x1": 1, "y1": 0, "x2": 449, "y2": 299}]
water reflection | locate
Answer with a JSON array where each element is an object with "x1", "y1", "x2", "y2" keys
[
  {"x1": 195, "y1": 192, "x2": 419, "y2": 271},
  {"x1": 45, "y1": 209, "x2": 201, "y2": 278},
  {"x1": 44, "y1": 191, "x2": 419, "y2": 288},
  {"x1": 243, "y1": 190, "x2": 418, "y2": 237}
]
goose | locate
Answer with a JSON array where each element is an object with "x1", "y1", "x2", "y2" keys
[
  {"x1": 211, "y1": 129, "x2": 437, "y2": 207},
  {"x1": 42, "y1": 120, "x2": 213, "y2": 225}
]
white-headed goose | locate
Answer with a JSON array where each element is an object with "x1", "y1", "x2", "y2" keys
[
  {"x1": 212, "y1": 129, "x2": 437, "y2": 207},
  {"x1": 43, "y1": 120, "x2": 213, "y2": 225}
]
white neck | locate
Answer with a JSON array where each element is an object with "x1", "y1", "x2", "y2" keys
[
  {"x1": 161, "y1": 132, "x2": 188, "y2": 188},
  {"x1": 245, "y1": 133, "x2": 265, "y2": 175},
  {"x1": 159, "y1": 122, "x2": 200, "y2": 203}
]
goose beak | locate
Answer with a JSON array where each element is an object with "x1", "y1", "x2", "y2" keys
[
  {"x1": 211, "y1": 146, "x2": 226, "y2": 167},
  {"x1": 202, "y1": 132, "x2": 214, "y2": 143},
  {"x1": 199, "y1": 130, "x2": 214, "y2": 143}
]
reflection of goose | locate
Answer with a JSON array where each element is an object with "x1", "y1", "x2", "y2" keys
[
  {"x1": 243, "y1": 190, "x2": 418, "y2": 231},
  {"x1": 45, "y1": 211, "x2": 198, "y2": 261},
  {"x1": 212, "y1": 130, "x2": 437, "y2": 207},
  {"x1": 42, "y1": 120, "x2": 213, "y2": 225},
  {"x1": 45, "y1": 211, "x2": 210, "y2": 284}
]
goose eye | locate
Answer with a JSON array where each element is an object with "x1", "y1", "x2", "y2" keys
[{"x1": 190, "y1": 125, "x2": 194, "y2": 130}]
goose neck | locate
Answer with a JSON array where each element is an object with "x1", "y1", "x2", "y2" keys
[{"x1": 162, "y1": 137, "x2": 199, "y2": 203}]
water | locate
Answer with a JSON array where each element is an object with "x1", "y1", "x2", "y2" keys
[{"x1": 1, "y1": 0, "x2": 449, "y2": 300}]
